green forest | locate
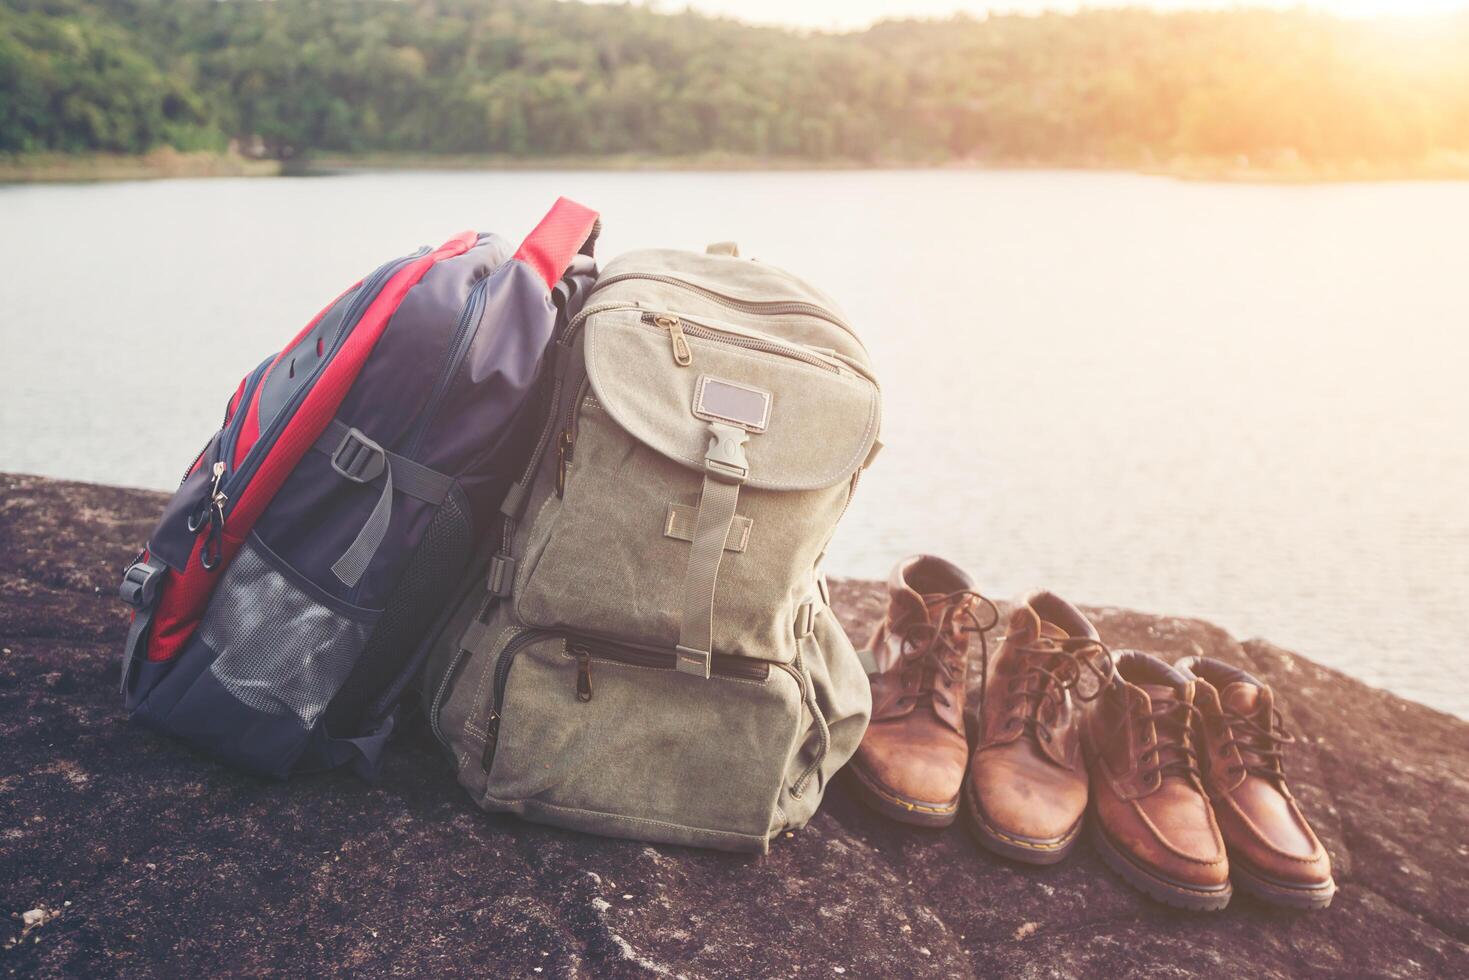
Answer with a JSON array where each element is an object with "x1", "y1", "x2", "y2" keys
[{"x1": 4, "y1": 0, "x2": 1469, "y2": 169}]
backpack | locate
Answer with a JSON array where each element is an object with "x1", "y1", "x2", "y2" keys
[
  {"x1": 117, "y1": 198, "x2": 601, "y2": 779},
  {"x1": 420, "y1": 243, "x2": 880, "y2": 852}
]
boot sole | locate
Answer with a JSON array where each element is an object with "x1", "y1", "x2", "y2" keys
[
  {"x1": 1092, "y1": 821, "x2": 1232, "y2": 911},
  {"x1": 844, "y1": 763, "x2": 959, "y2": 828},
  {"x1": 963, "y1": 779, "x2": 1081, "y2": 866},
  {"x1": 1230, "y1": 859, "x2": 1336, "y2": 910}
]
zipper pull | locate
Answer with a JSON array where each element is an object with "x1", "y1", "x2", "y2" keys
[
  {"x1": 556, "y1": 430, "x2": 574, "y2": 498},
  {"x1": 197, "y1": 460, "x2": 230, "y2": 571},
  {"x1": 481, "y1": 712, "x2": 500, "y2": 770},
  {"x1": 656, "y1": 314, "x2": 693, "y2": 367},
  {"x1": 208, "y1": 461, "x2": 229, "y2": 524},
  {"x1": 575, "y1": 646, "x2": 593, "y2": 702},
  {"x1": 187, "y1": 460, "x2": 229, "y2": 534}
]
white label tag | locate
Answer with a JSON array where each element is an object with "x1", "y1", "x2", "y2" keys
[{"x1": 693, "y1": 376, "x2": 772, "y2": 432}]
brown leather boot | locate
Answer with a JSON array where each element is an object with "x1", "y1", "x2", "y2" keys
[
  {"x1": 847, "y1": 555, "x2": 995, "y2": 827},
  {"x1": 964, "y1": 592, "x2": 1112, "y2": 865},
  {"x1": 1085, "y1": 652, "x2": 1232, "y2": 910},
  {"x1": 1176, "y1": 656, "x2": 1337, "y2": 909}
]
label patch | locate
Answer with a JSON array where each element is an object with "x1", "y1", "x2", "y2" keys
[{"x1": 693, "y1": 376, "x2": 772, "y2": 432}]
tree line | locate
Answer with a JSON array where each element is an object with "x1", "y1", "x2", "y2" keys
[{"x1": 4, "y1": 0, "x2": 1469, "y2": 165}]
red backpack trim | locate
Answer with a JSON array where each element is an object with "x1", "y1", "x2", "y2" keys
[{"x1": 145, "y1": 230, "x2": 477, "y2": 663}]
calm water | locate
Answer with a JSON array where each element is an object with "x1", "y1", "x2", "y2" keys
[{"x1": 2, "y1": 170, "x2": 1466, "y2": 718}]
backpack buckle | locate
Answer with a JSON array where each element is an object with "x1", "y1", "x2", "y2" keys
[
  {"x1": 119, "y1": 555, "x2": 166, "y2": 608},
  {"x1": 331, "y1": 427, "x2": 387, "y2": 484},
  {"x1": 703, "y1": 422, "x2": 750, "y2": 483}
]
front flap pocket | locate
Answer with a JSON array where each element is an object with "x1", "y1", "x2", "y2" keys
[
  {"x1": 583, "y1": 308, "x2": 880, "y2": 492},
  {"x1": 516, "y1": 308, "x2": 879, "y2": 664},
  {"x1": 516, "y1": 395, "x2": 851, "y2": 661}
]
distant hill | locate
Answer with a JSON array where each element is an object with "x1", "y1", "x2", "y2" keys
[{"x1": 4, "y1": 0, "x2": 1469, "y2": 171}]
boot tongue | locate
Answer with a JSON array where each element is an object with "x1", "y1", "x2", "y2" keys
[
  {"x1": 1037, "y1": 620, "x2": 1068, "y2": 640},
  {"x1": 1141, "y1": 683, "x2": 1182, "y2": 706},
  {"x1": 1006, "y1": 606, "x2": 1069, "y2": 644},
  {"x1": 888, "y1": 585, "x2": 930, "y2": 627},
  {"x1": 1137, "y1": 682, "x2": 1196, "y2": 780},
  {"x1": 921, "y1": 592, "x2": 960, "y2": 621},
  {"x1": 1221, "y1": 681, "x2": 1279, "y2": 771},
  {"x1": 1222, "y1": 681, "x2": 1267, "y2": 718}
]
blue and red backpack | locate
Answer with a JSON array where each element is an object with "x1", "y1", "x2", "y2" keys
[{"x1": 118, "y1": 198, "x2": 600, "y2": 778}]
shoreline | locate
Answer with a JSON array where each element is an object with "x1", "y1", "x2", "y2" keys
[
  {"x1": 6, "y1": 149, "x2": 1469, "y2": 186},
  {"x1": 2, "y1": 469, "x2": 1464, "y2": 722}
]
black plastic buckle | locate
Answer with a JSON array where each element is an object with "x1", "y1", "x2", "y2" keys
[
  {"x1": 119, "y1": 558, "x2": 164, "y2": 608},
  {"x1": 331, "y1": 427, "x2": 387, "y2": 484}
]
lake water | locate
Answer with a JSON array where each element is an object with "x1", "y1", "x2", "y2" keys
[{"x1": 2, "y1": 170, "x2": 1466, "y2": 718}]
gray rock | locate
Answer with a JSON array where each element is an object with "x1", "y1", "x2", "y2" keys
[{"x1": 1, "y1": 473, "x2": 1466, "y2": 977}]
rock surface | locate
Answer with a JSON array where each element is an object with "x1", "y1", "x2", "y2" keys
[{"x1": 1, "y1": 472, "x2": 1466, "y2": 978}]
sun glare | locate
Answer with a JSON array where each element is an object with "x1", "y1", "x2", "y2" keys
[{"x1": 1322, "y1": 0, "x2": 1469, "y2": 14}]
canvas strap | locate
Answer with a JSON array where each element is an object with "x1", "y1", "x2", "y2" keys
[{"x1": 675, "y1": 422, "x2": 751, "y2": 678}]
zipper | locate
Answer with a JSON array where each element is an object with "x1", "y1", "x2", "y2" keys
[
  {"x1": 429, "y1": 596, "x2": 504, "y2": 746},
  {"x1": 536, "y1": 298, "x2": 872, "y2": 508},
  {"x1": 639, "y1": 312, "x2": 841, "y2": 374},
  {"x1": 186, "y1": 249, "x2": 428, "y2": 572},
  {"x1": 479, "y1": 630, "x2": 796, "y2": 772},
  {"x1": 215, "y1": 357, "x2": 273, "y2": 480},
  {"x1": 504, "y1": 375, "x2": 562, "y2": 542},
  {"x1": 177, "y1": 355, "x2": 271, "y2": 540},
  {"x1": 481, "y1": 628, "x2": 546, "y2": 770},
  {"x1": 218, "y1": 248, "x2": 428, "y2": 515},
  {"x1": 555, "y1": 376, "x2": 591, "y2": 497},
  {"x1": 176, "y1": 369, "x2": 248, "y2": 490},
  {"x1": 403, "y1": 271, "x2": 494, "y2": 457},
  {"x1": 499, "y1": 296, "x2": 605, "y2": 525},
  {"x1": 656, "y1": 313, "x2": 693, "y2": 366},
  {"x1": 789, "y1": 648, "x2": 831, "y2": 799},
  {"x1": 197, "y1": 461, "x2": 227, "y2": 569},
  {"x1": 587, "y1": 272, "x2": 858, "y2": 341},
  {"x1": 566, "y1": 636, "x2": 773, "y2": 699}
]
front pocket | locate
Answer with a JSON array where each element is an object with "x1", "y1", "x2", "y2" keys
[
  {"x1": 132, "y1": 536, "x2": 378, "y2": 777},
  {"x1": 479, "y1": 631, "x2": 805, "y2": 851},
  {"x1": 200, "y1": 538, "x2": 376, "y2": 729}
]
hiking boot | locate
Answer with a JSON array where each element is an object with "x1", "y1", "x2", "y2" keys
[
  {"x1": 1176, "y1": 656, "x2": 1336, "y2": 909},
  {"x1": 847, "y1": 555, "x2": 996, "y2": 827},
  {"x1": 1085, "y1": 652, "x2": 1232, "y2": 910},
  {"x1": 964, "y1": 592, "x2": 1112, "y2": 865}
]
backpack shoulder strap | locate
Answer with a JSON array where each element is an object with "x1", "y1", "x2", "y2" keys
[{"x1": 515, "y1": 197, "x2": 600, "y2": 291}]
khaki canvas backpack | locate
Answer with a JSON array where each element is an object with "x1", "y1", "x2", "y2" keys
[{"x1": 421, "y1": 244, "x2": 881, "y2": 853}]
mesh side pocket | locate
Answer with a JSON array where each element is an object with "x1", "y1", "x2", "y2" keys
[
  {"x1": 201, "y1": 541, "x2": 374, "y2": 729},
  {"x1": 323, "y1": 489, "x2": 475, "y2": 735}
]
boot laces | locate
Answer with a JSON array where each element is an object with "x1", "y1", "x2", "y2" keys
[
  {"x1": 1108, "y1": 689, "x2": 1204, "y2": 788},
  {"x1": 1218, "y1": 702, "x2": 1295, "y2": 780},
  {"x1": 1005, "y1": 637, "x2": 1114, "y2": 744},
  {"x1": 894, "y1": 590, "x2": 998, "y2": 712}
]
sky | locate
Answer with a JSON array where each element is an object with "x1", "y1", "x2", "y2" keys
[{"x1": 599, "y1": 1, "x2": 1469, "y2": 31}]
